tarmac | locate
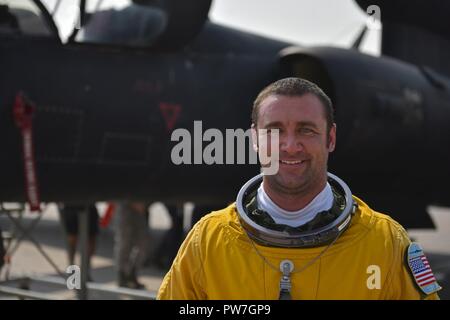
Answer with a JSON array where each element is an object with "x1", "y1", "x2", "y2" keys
[{"x1": 0, "y1": 202, "x2": 449, "y2": 300}]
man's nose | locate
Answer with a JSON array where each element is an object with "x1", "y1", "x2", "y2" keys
[{"x1": 280, "y1": 134, "x2": 303, "y2": 154}]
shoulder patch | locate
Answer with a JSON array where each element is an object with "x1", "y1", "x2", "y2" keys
[{"x1": 407, "y1": 242, "x2": 442, "y2": 295}]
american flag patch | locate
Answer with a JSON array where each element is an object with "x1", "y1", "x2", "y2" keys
[{"x1": 407, "y1": 243, "x2": 441, "y2": 295}]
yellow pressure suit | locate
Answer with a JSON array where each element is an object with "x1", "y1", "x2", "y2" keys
[{"x1": 158, "y1": 197, "x2": 440, "y2": 300}]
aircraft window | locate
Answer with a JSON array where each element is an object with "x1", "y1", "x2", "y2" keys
[
  {"x1": 74, "y1": 0, "x2": 168, "y2": 46},
  {"x1": 0, "y1": 0, "x2": 53, "y2": 36}
]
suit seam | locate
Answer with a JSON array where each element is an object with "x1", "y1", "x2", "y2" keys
[{"x1": 315, "y1": 257, "x2": 321, "y2": 299}]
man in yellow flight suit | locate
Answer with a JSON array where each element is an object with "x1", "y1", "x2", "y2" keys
[{"x1": 158, "y1": 77, "x2": 441, "y2": 300}]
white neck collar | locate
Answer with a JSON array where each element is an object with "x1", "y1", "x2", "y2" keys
[{"x1": 257, "y1": 182, "x2": 334, "y2": 227}]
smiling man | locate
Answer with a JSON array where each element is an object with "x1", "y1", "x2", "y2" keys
[
  {"x1": 157, "y1": 78, "x2": 441, "y2": 300},
  {"x1": 254, "y1": 89, "x2": 336, "y2": 212}
]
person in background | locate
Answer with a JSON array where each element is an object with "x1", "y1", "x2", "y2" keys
[
  {"x1": 152, "y1": 204, "x2": 183, "y2": 270},
  {"x1": 114, "y1": 201, "x2": 149, "y2": 289},
  {"x1": 59, "y1": 203, "x2": 99, "y2": 281}
]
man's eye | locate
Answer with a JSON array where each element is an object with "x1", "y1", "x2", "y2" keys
[{"x1": 299, "y1": 128, "x2": 314, "y2": 134}]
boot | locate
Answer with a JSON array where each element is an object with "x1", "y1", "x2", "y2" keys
[
  {"x1": 118, "y1": 270, "x2": 145, "y2": 289},
  {"x1": 129, "y1": 268, "x2": 145, "y2": 289}
]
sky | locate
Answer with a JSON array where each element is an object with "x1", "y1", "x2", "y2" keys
[
  {"x1": 209, "y1": 0, "x2": 380, "y2": 54},
  {"x1": 37, "y1": 0, "x2": 380, "y2": 54}
]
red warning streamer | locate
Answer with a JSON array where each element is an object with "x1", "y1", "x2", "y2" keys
[{"x1": 12, "y1": 92, "x2": 41, "y2": 212}]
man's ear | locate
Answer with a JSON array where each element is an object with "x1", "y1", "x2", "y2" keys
[
  {"x1": 328, "y1": 123, "x2": 336, "y2": 152},
  {"x1": 251, "y1": 124, "x2": 258, "y2": 152}
]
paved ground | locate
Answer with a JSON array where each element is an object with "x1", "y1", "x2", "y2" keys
[
  {"x1": 0, "y1": 202, "x2": 188, "y2": 299},
  {"x1": 1, "y1": 203, "x2": 449, "y2": 299}
]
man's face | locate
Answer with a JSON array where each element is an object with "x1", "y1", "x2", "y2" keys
[{"x1": 254, "y1": 94, "x2": 336, "y2": 196}]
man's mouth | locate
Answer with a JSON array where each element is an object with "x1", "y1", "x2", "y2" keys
[{"x1": 280, "y1": 160, "x2": 305, "y2": 165}]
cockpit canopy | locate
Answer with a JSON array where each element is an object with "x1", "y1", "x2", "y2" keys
[{"x1": 0, "y1": 0, "x2": 211, "y2": 48}]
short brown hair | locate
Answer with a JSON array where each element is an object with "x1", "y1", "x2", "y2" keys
[{"x1": 252, "y1": 77, "x2": 334, "y2": 132}]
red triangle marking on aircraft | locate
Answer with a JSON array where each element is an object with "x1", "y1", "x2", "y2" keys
[{"x1": 159, "y1": 102, "x2": 181, "y2": 132}]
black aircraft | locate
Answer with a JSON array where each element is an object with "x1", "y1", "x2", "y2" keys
[{"x1": 1, "y1": 0, "x2": 449, "y2": 229}]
